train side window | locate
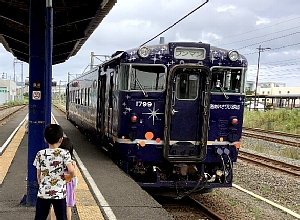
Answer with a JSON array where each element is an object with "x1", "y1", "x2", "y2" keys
[
  {"x1": 87, "y1": 88, "x2": 90, "y2": 106},
  {"x1": 77, "y1": 90, "x2": 81, "y2": 104},
  {"x1": 85, "y1": 88, "x2": 87, "y2": 106},
  {"x1": 81, "y1": 88, "x2": 84, "y2": 105},
  {"x1": 119, "y1": 65, "x2": 130, "y2": 90}
]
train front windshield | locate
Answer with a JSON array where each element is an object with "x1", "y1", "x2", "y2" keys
[{"x1": 119, "y1": 65, "x2": 166, "y2": 91}]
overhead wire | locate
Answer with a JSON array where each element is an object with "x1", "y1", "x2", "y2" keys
[
  {"x1": 243, "y1": 42, "x2": 300, "y2": 55},
  {"x1": 210, "y1": 16, "x2": 300, "y2": 43},
  {"x1": 137, "y1": 2, "x2": 299, "y2": 84},
  {"x1": 218, "y1": 26, "x2": 300, "y2": 47},
  {"x1": 236, "y1": 32, "x2": 300, "y2": 50},
  {"x1": 140, "y1": 0, "x2": 209, "y2": 46},
  {"x1": 205, "y1": 15, "x2": 300, "y2": 85}
]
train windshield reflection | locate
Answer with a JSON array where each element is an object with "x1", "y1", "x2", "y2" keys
[{"x1": 119, "y1": 64, "x2": 166, "y2": 91}]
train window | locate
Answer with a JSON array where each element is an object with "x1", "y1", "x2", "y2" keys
[
  {"x1": 88, "y1": 88, "x2": 90, "y2": 106},
  {"x1": 129, "y1": 65, "x2": 166, "y2": 91},
  {"x1": 211, "y1": 68, "x2": 243, "y2": 93},
  {"x1": 176, "y1": 73, "x2": 198, "y2": 99},
  {"x1": 76, "y1": 90, "x2": 80, "y2": 104},
  {"x1": 118, "y1": 64, "x2": 166, "y2": 91},
  {"x1": 119, "y1": 65, "x2": 130, "y2": 90},
  {"x1": 81, "y1": 89, "x2": 85, "y2": 105},
  {"x1": 84, "y1": 88, "x2": 87, "y2": 106}
]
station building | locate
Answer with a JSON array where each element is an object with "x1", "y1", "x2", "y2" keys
[{"x1": 0, "y1": 78, "x2": 17, "y2": 104}]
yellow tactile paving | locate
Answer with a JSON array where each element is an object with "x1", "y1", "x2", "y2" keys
[
  {"x1": 75, "y1": 167, "x2": 105, "y2": 220},
  {"x1": 0, "y1": 123, "x2": 26, "y2": 184},
  {"x1": 0, "y1": 116, "x2": 105, "y2": 220}
]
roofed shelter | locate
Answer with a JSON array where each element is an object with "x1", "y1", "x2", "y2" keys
[
  {"x1": 0, "y1": 0, "x2": 117, "y2": 206},
  {"x1": 0, "y1": 0, "x2": 117, "y2": 64}
]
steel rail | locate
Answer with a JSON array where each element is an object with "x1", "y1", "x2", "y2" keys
[{"x1": 238, "y1": 151, "x2": 300, "y2": 177}]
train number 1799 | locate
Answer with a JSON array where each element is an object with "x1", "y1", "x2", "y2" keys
[{"x1": 136, "y1": 101, "x2": 153, "y2": 107}]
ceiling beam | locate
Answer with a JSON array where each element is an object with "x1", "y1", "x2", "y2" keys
[
  {"x1": 0, "y1": 2, "x2": 29, "y2": 26},
  {"x1": 54, "y1": 6, "x2": 96, "y2": 27}
]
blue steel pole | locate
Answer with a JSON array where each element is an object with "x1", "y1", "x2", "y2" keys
[
  {"x1": 25, "y1": 0, "x2": 52, "y2": 206},
  {"x1": 45, "y1": 2, "x2": 53, "y2": 126}
]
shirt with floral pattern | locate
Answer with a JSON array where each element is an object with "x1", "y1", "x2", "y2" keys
[{"x1": 33, "y1": 148, "x2": 72, "y2": 199}]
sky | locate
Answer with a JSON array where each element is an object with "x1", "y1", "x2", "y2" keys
[{"x1": 1, "y1": 0, "x2": 300, "y2": 87}]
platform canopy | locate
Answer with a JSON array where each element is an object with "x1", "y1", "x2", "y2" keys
[{"x1": 0, "y1": 0, "x2": 116, "y2": 64}]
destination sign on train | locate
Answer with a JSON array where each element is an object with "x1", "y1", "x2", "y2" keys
[{"x1": 174, "y1": 47, "x2": 206, "y2": 60}]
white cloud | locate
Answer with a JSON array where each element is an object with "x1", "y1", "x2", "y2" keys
[
  {"x1": 1, "y1": 0, "x2": 300, "y2": 86},
  {"x1": 216, "y1": 5, "x2": 236, "y2": 12},
  {"x1": 255, "y1": 17, "x2": 271, "y2": 25}
]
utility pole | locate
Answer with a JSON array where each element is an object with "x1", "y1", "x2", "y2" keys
[
  {"x1": 254, "y1": 45, "x2": 271, "y2": 110},
  {"x1": 90, "y1": 52, "x2": 94, "y2": 70},
  {"x1": 13, "y1": 58, "x2": 25, "y2": 100},
  {"x1": 59, "y1": 80, "x2": 61, "y2": 105}
]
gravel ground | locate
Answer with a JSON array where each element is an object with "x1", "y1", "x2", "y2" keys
[{"x1": 190, "y1": 137, "x2": 300, "y2": 220}]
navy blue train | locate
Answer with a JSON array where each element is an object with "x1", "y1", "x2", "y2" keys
[{"x1": 66, "y1": 41, "x2": 247, "y2": 196}]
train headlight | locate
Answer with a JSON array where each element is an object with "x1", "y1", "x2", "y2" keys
[
  {"x1": 228, "y1": 50, "x2": 239, "y2": 62},
  {"x1": 137, "y1": 45, "x2": 151, "y2": 58}
]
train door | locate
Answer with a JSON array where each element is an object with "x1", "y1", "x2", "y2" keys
[
  {"x1": 108, "y1": 71, "x2": 114, "y2": 135},
  {"x1": 97, "y1": 73, "x2": 106, "y2": 140},
  {"x1": 66, "y1": 84, "x2": 69, "y2": 117},
  {"x1": 164, "y1": 66, "x2": 211, "y2": 161}
]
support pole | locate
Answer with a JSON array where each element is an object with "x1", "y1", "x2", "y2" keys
[{"x1": 24, "y1": 0, "x2": 53, "y2": 206}]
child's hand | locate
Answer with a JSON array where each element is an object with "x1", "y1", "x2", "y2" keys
[{"x1": 64, "y1": 173, "x2": 72, "y2": 183}]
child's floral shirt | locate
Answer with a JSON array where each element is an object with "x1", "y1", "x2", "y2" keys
[{"x1": 33, "y1": 148, "x2": 72, "y2": 199}]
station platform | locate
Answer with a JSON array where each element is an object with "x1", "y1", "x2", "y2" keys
[{"x1": 0, "y1": 107, "x2": 174, "y2": 220}]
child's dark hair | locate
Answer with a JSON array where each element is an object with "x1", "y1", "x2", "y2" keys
[
  {"x1": 44, "y1": 124, "x2": 63, "y2": 145},
  {"x1": 59, "y1": 137, "x2": 74, "y2": 159}
]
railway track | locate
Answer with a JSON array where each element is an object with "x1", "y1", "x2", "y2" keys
[
  {"x1": 238, "y1": 151, "x2": 300, "y2": 177},
  {"x1": 243, "y1": 127, "x2": 300, "y2": 139},
  {"x1": 154, "y1": 195, "x2": 225, "y2": 220},
  {"x1": 0, "y1": 105, "x2": 10, "y2": 111},
  {"x1": 242, "y1": 127, "x2": 300, "y2": 148},
  {"x1": 0, "y1": 105, "x2": 27, "y2": 124}
]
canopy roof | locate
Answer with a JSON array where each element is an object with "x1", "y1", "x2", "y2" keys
[{"x1": 0, "y1": 0, "x2": 116, "y2": 64}]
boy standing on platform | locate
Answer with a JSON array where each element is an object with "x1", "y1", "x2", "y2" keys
[{"x1": 33, "y1": 124, "x2": 75, "y2": 220}]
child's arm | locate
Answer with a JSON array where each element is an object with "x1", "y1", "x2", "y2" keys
[
  {"x1": 66, "y1": 162, "x2": 76, "y2": 178},
  {"x1": 36, "y1": 169, "x2": 41, "y2": 185},
  {"x1": 72, "y1": 160, "x2": 78, "y2": 176}
]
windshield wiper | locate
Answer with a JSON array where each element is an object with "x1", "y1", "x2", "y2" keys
[
  {"x1": 215, "y1": 80, "x2": 229, "y2": 99},
  {"x1": 135, "y1": 78, "x2": 148, "y2": 97}
]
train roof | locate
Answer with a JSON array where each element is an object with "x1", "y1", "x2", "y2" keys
[
  {"x1": 116, "y1": 41, "x2": 248, "y2": 67},
  {"x1": 120, "y1": 42, "x2": 246, "y2": 56},
  {"x1": 69, "y1": 42, "x2": 248, "y2": 82}
]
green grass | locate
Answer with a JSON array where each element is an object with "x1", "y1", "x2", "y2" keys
[
  {"x1": 243, "y1": 109, "x2": 300, "y2": 134},
  {"x1": 243, "y1": 109, "x2": 300, "y2": 160},
  {"x1": 3, "y1": 100, "x2": 28, "y2": 105}
]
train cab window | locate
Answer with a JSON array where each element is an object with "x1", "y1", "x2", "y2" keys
[
  {"x1": 130, "y1": 65, "x2": 166, "y2": 91},
  {"x1": 119, "y1": 64, "x2": 166, "y2": 91},
  {"x1": 176, "y1": 73, "x2": 198, "y2": 99},
  {"x1": 211, "y1": 68, "x2": 243, "y2": 93}
]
